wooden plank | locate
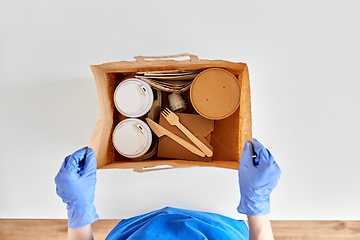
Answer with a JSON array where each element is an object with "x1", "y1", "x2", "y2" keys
[
  {"x1": 0, "y1": 219, "x2": 119, "y2": 240},
  {"x1": 271, "y1": 221, "x2": 360, "y2": 240},
  {"x1": 1, "y1": 219, "x2": 360, "y2": 239}
]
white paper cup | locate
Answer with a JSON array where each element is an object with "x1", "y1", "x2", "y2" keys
[
  {"x1": 113, "y1": 118, "x2": 152, "y2": 159},
  {"x1": 114, "y1": 78, "x2": 153, "y2": 118}
]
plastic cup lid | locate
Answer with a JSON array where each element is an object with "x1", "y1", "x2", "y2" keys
[
  {"x1": 114, "y1": 78, "x2": 154, "y2": 118},
  {"x1": 113, "y1": 118, "x2": 152, "y2": 158}
]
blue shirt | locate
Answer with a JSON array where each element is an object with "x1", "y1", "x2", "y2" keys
[{"x1": 106, "y1": 207, "x2": 249, "y2": 240}]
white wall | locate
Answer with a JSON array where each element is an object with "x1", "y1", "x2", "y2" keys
[{"x1": 1, "y1": 0, "x2": 359, "y2": 220}]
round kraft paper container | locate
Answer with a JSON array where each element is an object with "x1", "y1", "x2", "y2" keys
[
  {"x1": 112, "y1": 118, "x2": 152, "y2": 159},
  {"x1": 190, "y1": 68, "x2": 241, "y2": 120},
  {"x1": 114, "y1": 78, "x2": 154, "y2": 118}
]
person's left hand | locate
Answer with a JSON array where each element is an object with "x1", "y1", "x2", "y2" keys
[{"x1": 55, "y1": 147, "x2": 99, "y2": 228}]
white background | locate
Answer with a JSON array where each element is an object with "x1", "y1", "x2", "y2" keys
[{"x1": 1, "y1": 0, "x2": 359, "y2": 220}]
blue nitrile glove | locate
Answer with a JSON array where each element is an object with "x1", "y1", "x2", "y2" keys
[
  {"x1": 237, "y1": 138, "x2": 281, "y2": 216},
  {"x1": 55, "y1": 147, "x2": 99, "y2": 228}
]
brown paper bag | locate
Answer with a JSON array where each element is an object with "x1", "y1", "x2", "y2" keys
[{"x1": 89, "y1": 54, "x2": 252, "y2": 172}]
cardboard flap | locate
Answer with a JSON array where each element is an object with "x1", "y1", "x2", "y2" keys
[
  {"x1": 211, "y1": 108, "x2": 241, "y2": 161},
  {"x1": 157, "y1": 113, "x2": 214, "y2": 161}
]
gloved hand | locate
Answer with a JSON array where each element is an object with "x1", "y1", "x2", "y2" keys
[
  {"x1": 55, "y1": 147, "x2": 99, "y2": 228},
  {"x1": 237, "y1": 138, "x2": 281, "y2": 216}
]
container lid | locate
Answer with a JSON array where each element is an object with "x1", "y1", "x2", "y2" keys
[
  {"x1": 190, "y1": 68, "x2": 241, "y2": 120},
  {"x1": 113, "y1": 118, "x2": 152, "y2": 158},
  {"x1": 114, "y1": 78, "x2": 154, "y2": 118}
]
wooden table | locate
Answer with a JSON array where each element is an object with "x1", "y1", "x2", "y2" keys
[{"x1": 1, "y1": 219, "x2": 359, "y2": 240}]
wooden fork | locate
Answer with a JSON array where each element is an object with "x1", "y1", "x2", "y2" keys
[{"x1": 161, "y1": 108, "x2": 213, "y2": 157}]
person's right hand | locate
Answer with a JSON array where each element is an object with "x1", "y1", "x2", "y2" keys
[{"x1": 237, "y1": 139, "x2": 281, "y2": 216}]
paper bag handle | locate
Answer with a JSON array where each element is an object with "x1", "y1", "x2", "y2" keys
[
  {"x1": 134, "y1": 164, "x2": 176, "y2": 173},
  {"x1": 134, "y1": 53, "x2": 200, "y2": 64}
]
